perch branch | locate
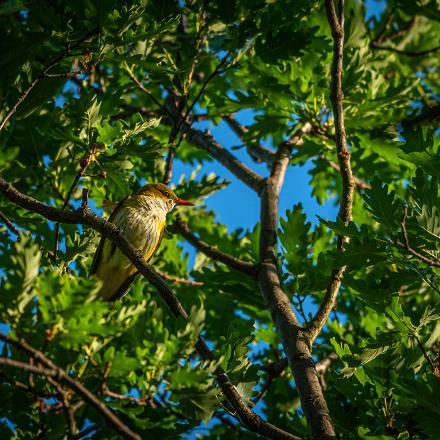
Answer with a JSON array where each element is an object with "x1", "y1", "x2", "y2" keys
[{"x1": 0, "y1": 175, "x2": 300, "y2": 440}]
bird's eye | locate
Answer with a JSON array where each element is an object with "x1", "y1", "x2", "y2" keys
[{"x1": 164, "y1": 192, "x2": 170, "y2": 198}]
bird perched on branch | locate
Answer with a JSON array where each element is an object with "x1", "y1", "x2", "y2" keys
[{"x1": 90, "y1": 183, "x2": 193, "y2": 301}]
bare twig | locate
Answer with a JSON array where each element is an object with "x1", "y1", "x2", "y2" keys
[
  {"x1": 397, "y1": 206, "x2": 440, "y2": 268},
  {"x1": 307, "y1": 0, "x2": 355, "y2": 343},
  {"x1": 371, "y1": 12, "x2": 394, "y2": 45},
  {"x1": 0, "y1": 27, "x2": 100, "y2": 132},
  {"x1": 0, "y1": 176, "x2": 301, "y2": 440},
  {"x1": 0, "y1": 333, "x2": 141, "y2": 440},
  {"x1": 172, "y1": 216, "x2": 257, "y2": 276},
  {"x1": 412, "y1": 333, "x2": 438, "y2": 377},
  {"x1": 70, "y1": 424, "x2": 99, "y2": 439},
  {"x1": 52, "y1": 149, "x2": 95, "y2": 261},
  {"x1": 162, "y1": 14, "x2": 208, "y2": 185}
]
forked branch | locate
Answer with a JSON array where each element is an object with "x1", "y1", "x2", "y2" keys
[{"x1": 306, "y1": 0, "x2": 355, "y2": 343}]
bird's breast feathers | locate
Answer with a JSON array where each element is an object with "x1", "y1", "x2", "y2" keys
[{"x1": 99, "y1": 198, "x2": 166, "y2": 269}]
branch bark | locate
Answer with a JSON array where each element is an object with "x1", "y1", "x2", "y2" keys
[
  {"x1": 257, "y1": 122, "x2": 336, "y2": 439},
  {"x1": 306, "y1": 0, "x2": 355, "y2": 344},
  {"x1": 0, "y1": 334, "x2": 140, "y2": 440},
  {"x1": 172, "y1": 216, "x2": 258, "y2": 276},
  {"x1": 223, "y1": 114, "x2": 276, "y2": 165},
  {"x1": 0, "y1": 175, "x2": 300, "y2": 440},
  {"x1": 181, "y1": 124, "x2": 265, "y2": 192}
]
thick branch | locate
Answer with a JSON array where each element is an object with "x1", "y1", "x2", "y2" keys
[
  {"x1": 172, "y1": 216, "x2": 257, "y2": 276},
  {"x1": 307, "y1": 0, "x2": 355, "y2": 343},
  {"x1": 182, "y1": 124, "x2": 265, "y2": 192},
  {"x1": 0, "y1": 176, "x2": 300, "y2": 440},
  {"x1": 257, "y1": 122, "x2": 335, "y2": 439},
  {"x1": 0, "y1": 334, "x2": 140, "y2": 440},
  {"x1": 0, "y1": 27, "x2": 100, "y2": 132}
]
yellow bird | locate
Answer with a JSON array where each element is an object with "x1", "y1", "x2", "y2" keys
[{"x1": 90, "y1": 183, "x2": 193, "y2": 301}]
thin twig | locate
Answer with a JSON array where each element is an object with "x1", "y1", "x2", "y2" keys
[
  {"x1": 47, "y1": 376, "x2": 78, "y2": 436},
  {"x1": 223, "y1": 114, "x2": 275, "y2": 165},
  {"x1": 163, "y1": 13, "x2": 208, "y2": 185},
  {"x1": 52, "y1": 149, "x2": 94, "y2": 261},
  {"x1": 44, "y1": 70, "x2": 85, "y2": 79},
  {"x1": 69, "y1": 424, "x2": 99, "y2": 440},
  {"x1": 0, "y1": 27, "x2": 100, "y2": 132},
  {"x1": 125, "y1": 66, "x2": 165, "y2": 111},
  {"x1": 157, "y1": 270, "x2": 203, "y2": 286}
]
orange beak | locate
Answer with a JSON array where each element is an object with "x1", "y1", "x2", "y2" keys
[{"x1": 175, "y1": 198, "x2": 193, "y2": 206}]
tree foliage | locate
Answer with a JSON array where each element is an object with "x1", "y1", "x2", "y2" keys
[{"x1": 0, "y1": 0, "x2": 439, "y2": 439}]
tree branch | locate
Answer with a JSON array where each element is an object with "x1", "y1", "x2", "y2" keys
[
  {"x1": 0, "y1": 348, "x2": 140, "y2": 440},
  {"x1": 0, "y1": 209, "x2": 19, "y2": 235},
  {"x1": 0, "y1": 27, "x2": 100, "y2": 132},
  {"x1": 171, "y1": 216, "x2": 257, "y2": 276},
  {"x1": 181, "y1": 124, "x2": 265, "y2": 192},
  {"x1": 47, "y1": 376, "x2": 78, "y2": 437},
  {"x1": 156, "y1": 269, "x2": 203, "y2": 286},
  {"x1": 257, "y1": 121, "x2": 336, "y2": 439},
  {"x1": 307, "y1": 0, "x2": 355, "y2": 344},
  {"x1": 0, "y1": 176, "x2": 300, "y2": 440},
  {"x1": 223, "y1": 114, "x2": 276, "y2": 165}
]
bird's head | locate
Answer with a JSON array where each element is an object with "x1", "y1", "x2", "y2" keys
[{"x1": 137, "y1": 183, "x2": 193, "y2": 212}]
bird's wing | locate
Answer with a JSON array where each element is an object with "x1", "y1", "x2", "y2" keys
[
  {"x1": 89, "y1": 196, "x2": 128, "y2": 276},
  {"x1": 107, "y1": 220, "x2": 166, "y2": 301},
  {"x1": 147, "y1": 220, "x2": 166, "y2": 262}
]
